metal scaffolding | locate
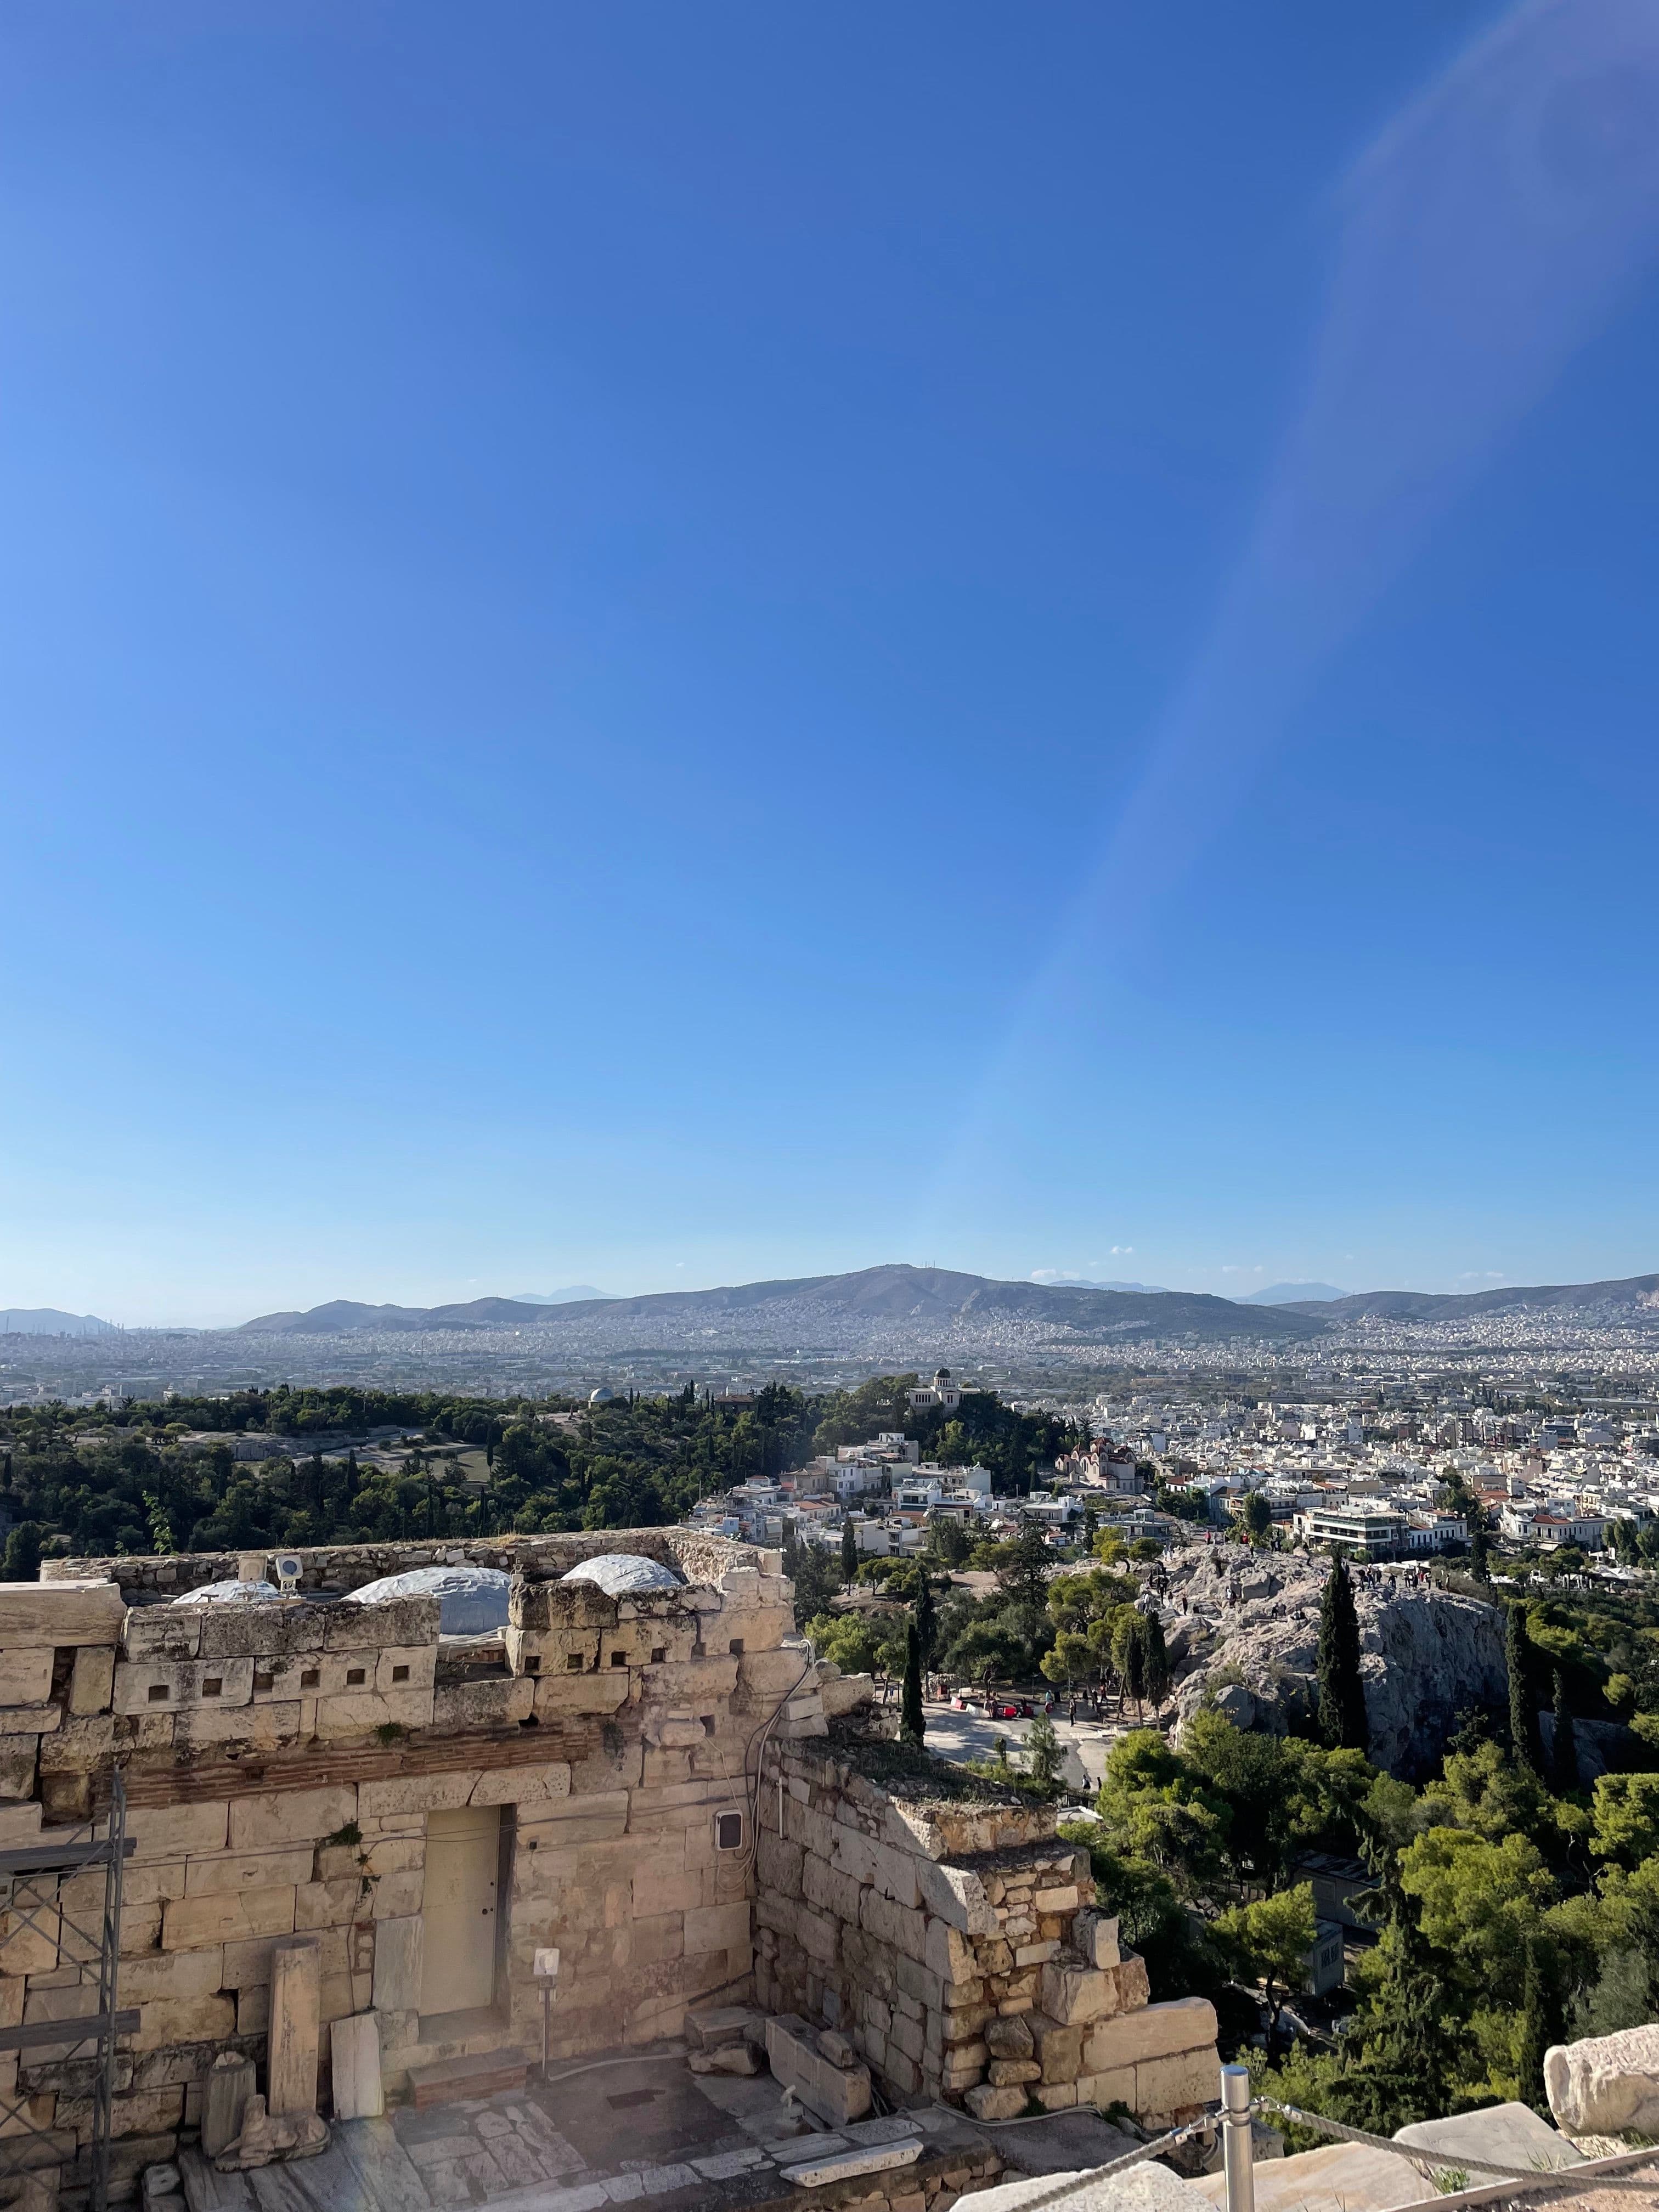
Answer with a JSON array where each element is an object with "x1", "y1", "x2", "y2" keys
[{"x1": 0, "y1": 1771, "x2": 134, "y2": 2212}]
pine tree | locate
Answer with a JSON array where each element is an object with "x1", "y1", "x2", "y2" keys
[
  {"x1": 841, "y1": 1516, "x2": 859, "y2": 1586},
  {"x1": 1625, "y1": 1885, "x2": 1659, "y2": 2018},
  {"x1": 900, "y1": 1620, "x2": 926, "y2": 1743},
  {"x1": 1550, "y1": 1668, "x2": 1578, "y2": 1793},
  {"x1": 1508, "y1": 1604, "x2": 1542, "y2": 1772},
  {"x1": 1317, "y1": 1554, "x2": 1368, "y2": 1751}
]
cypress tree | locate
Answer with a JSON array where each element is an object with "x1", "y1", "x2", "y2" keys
[
  {"x1": 1508, "y1": 1604, "x2": 1542, "y2": 1771},
  {"x1": 1550, "y1": 1668, "x2": 1578, "y2": 1793},
  {"x1": 915, "y1": 1573, "x2": 937, "y2": 1664},
  {"x1": 1142, "y1": 1611, "x2": 1171, "y2": 1719},
  {"x1": 1517, "y1": 1939, "x2": 1564, "y2": 2116},
  {"x1": 840, "y1": 1516, "x2": 858, "y2": 1586},
  {"x1": 1468, "y1": 1503, "x2": 1490, "y2": 1582},
  {"x1": 901, "y1": 1620, "x2": 926, "y2": 1742},
  {"x1": 1317, "y1": 1554, "x2": 1368, "y2": 1751},
  {"x1": 1122, "y1": 1616, "x2": 1149, "y2": 1719},
  {"x1": 3, "y1": 1522, "x2": 42, "y2": 1583}
]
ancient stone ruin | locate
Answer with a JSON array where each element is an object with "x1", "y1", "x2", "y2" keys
[{"x1": 1, "y1": 1532, "x2": 1217, "y2": 2209}]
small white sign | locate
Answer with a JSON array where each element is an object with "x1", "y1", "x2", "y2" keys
[{"x1": 533, "y1": 1948, "x2": 561, "y2": 1979}]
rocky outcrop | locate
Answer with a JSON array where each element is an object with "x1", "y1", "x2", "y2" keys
[
  {"x1": 1546, "y1": 2023, "x2": 1659, "y2": 2135},
  {"x1": 1164, "y1": 1544, "x2": 1506, "y2": 1775}
]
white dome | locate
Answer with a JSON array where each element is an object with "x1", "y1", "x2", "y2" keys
[
  {"x1": 349, "y1": 1564, "x2": 510, "y2": 1634},
  {"x1": 173, "y1": 1579, "x2": 279, "y2": 1606},
  {"x1": 589, "y1": 1386, "x2": 614, "y2": 1404},
  {"x1": 561, "y1": 1554, "x2": 682, "y2": 1595}
]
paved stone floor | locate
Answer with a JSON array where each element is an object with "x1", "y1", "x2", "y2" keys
[{"x1": 182, "y1": 2057, "x2": 1000, "y2": 2212}]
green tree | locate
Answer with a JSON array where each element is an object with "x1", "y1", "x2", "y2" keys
[
  {"x1": 1590, "y1": 1772, "x2": 1659, "y2": 1866},
  {"x1": 1468, "y1": 1502, "x2": 1491, "y2": 1582},
  {"x1": 789, "y1": 1540, "x2": 840, "y2": 1624},
  {"x1": 1517, "y1": 1938, "x2": 1565, "y2": 2117},
  {"x1": 1214, "y1": 1883, "x2": 1316, "y2": 2045},
  {"x1": 1025, "y1": 1711, "x2": 1064, "y2": 1793},
  {"x1": 1117, "y1": 1610, "x2": 1148, "y2": 1719},
  {"x1": 3, "y1": 1522, "x2": 42, "y2": 1582},
  {"x1": 1333, "y1": 1910, "x2": 1469, "y2": 2133},
  {"x1": 901, "y1": 1619, "x2": 925, "y2": 1743},
  {"x1": 1399, "y1": 1827, "x2": 1554, "y2": 2001},
  {"x1": 1042, "y1": 1630, "x2": 1092, "y2": 1690},
  {"x1": 806, "y1": 1610, "x2": 899, "y2": 1678},
  {"x1": 1141, "y1": 1612, "x2": 1172, "y2": 1718},
  {"x1": 927, "y1": 1512, "x2": 970, "y2": 1567},
  {"x1": 1417, "y1": 1740, "x2": 1549, "y2": 1843},
  {"x1": 1550, "y1": 1669, "x2": 1578, "y2": 1794},
  {"x1": 1317, "y1": 1555, "x2": 1367, "y2": 1751},
  {"x1": 1508, "y1": 1604, "x2": 1542, "y2": 1773},
  {"x1": 915, "y1": 1573, "x2": 938, "y2": 1664},
  {"x1": 998, "y1": 1515, "x2": 1053, "y2": 1609},
  {"x1": 840, "y1": 1516, "x2": 858, "y2": 1586},
  {"x1": 1241, "y1": 1491, "x2": 1273, "y2": 1545}
]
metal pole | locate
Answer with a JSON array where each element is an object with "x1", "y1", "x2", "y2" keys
[{"x1": 1221, "y1": 2063, "x2": 1255, "y2": 2212}]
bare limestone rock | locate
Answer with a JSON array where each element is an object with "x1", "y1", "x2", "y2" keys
[
  {"x1": 1545, "y1": 2025, "x2": 1659, "y2": 2136},
  {"x1": 1167, "y1": 1545, "x2": 1507, "y2": 1774},
  {"x1": 986, "y1": 2015, "x2": 1035, "y2": 2061},
  {"x1": 689, "y1": 2043, "x2": 761, "y2": 2076}
]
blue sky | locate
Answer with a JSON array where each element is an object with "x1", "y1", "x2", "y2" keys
[{"x1": 4, "y1": 1, "x2": 1659, "y2": 1325}]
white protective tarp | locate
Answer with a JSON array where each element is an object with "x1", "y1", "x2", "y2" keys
[
  {"x1": 349, "y1": 1564, "x2": 510, "y2": 1634},
  {"x1": 560, "y1": 1554, "x2": 682, "y2": 1595},
  {"x1": 173, "y1": 1579, "x2": 280, "y2": 1605}
]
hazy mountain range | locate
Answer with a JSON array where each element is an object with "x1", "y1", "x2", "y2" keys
[
  {"x1": 226, "y1": 1265, "x2": 1659, "y2": 1350},
  {"x1": 238, "y1": 1265, "x2": 1325, "y2": 1343},
  {"x1": 1279, "y1": 1274, "x2": 1659, "y2": 1320},
  {"x1": 0, "y1": 1308, "x2": 117, "y2": 1338}
]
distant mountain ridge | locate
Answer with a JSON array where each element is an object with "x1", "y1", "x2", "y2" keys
[
  {"x1": 506, "y1": 1286, "x2": 617, "y2": 1305},
  {"x1": 1, "y1": 1308, "x2": 117, "y2": 1338},
  {"x1": 1282, "y1": 1273, "x2": 1659, "y2": 1320},
  {"x1": 238, "y1": 1264, "x2": 1325, "y2": 1343},
  {"x1": 1239, "y1": 1282, "x2": 1347, "y2": 1305}
]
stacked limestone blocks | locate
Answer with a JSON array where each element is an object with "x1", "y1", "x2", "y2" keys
[
  {"x1": 504, "y1": 1558, "x2": 824, "y2": 1763},
  {"x1": 755, "y1": 1738, "x2": 1220, "y2": 2129},
  {"x1": 43, "y1": 1528, "x2": 772, "y2": 1606},
  {"x1": 0, "y1": 1581, "x2": 126, "y2": 1833}
]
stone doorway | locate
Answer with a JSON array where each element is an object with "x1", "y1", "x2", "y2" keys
[{"x1": 420, "y1": 1804, "x2": 502, "y2": 2016}]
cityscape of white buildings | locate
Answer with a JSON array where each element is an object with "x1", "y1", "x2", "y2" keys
[{"x1": 689, "y1": 1369, "x2": 1659, "y2": 1563}]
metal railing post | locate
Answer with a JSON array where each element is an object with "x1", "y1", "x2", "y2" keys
[{"x1": 1221, "y1": 2063, "x2": 1255, "y2": 2212}]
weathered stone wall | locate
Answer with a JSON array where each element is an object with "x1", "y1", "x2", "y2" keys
[
  {"x1": 754, "y1": 1739, "x2": 1219, "y2": 2130},
  {"x1": 0, "y1": 1532, "x2": 823, "y2": 2203},
  {"x1": 43, "y1": 1529, "x2": 774, "y2": 1602}
]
